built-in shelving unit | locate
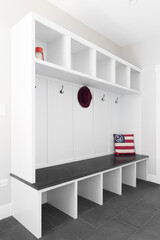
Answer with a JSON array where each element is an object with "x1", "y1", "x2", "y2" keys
[
  {"x1": 11, "y1": 12, "x2": 142, "y2": 183},
  {"x1": 11, "y1": 12, "x2": 145, "y2": 240},
  {"x1": 34, "y1": 14, "x2": 141, "y2": 95}
]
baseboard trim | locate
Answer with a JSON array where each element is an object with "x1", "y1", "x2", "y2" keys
[
  {"x1": 0, "y1": 203, "x2": 13, "y2": 220},
  {"x1": 147, "y1": 174, "x2": 160, "y2": 184}
]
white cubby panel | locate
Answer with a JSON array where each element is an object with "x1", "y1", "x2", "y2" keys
[
  {"x1": 130, "y1": 69, "x2": 141, "y2": 91},
  {"x1": 71, "y1": 39, "x2": 96, "y2": 76},
  {"x1": 78, "y1": 174, "x2": 103, "y2": 206},
  {"x1": 35, "y1": 21, "x2": 70, "y2": 68},
  {"x1": 136, "y1": 160, "x2": 147, "y2": 180},
  {"x1": 103, "y1": 168, "x2": 122, "y2": 195},
  {"x1": 116, "y1": 61, "x2": 130, "y2": 88},
  {"x1": 122, "y1": 163, "x2": 136, "y2": 187},
  {"x1": 93, "y1": 90, "x2": 109, "y2": 156},
  {"x1": 96, "y1": 52, "x2": 115, "y2": 83},
  {"x1": 75, "y1": 86, "x2": 93, "y2": 160},
  {"x1": 46, "y1": 182, "x2": 77, "y2": 219},
  {"x1": 47, "y1": 80, "x2": 74, "y2": 166},
  {"x1": 35, "y1": 77, "x2": 48, "y2": 168}
]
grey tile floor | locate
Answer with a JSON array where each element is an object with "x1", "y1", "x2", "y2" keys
[{"x1": 1, "y1": 180, "x2": 160, "y2": 240}]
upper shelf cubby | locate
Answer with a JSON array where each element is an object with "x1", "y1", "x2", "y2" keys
[
  {"x1": 96, "y1": 51, "x2": 115, "y2": 83},
  {"x1": 33, "y1": 13, "x2": 141, "y2": 95},
  {"x1": 116, "y1": 61, "x2": 130, "y2": 89},
  {"x1": 35, "y1": 21, "x2": 68, "y2": 67},
  {"x1": 71, "y1": 39, "x2": 95, "y2": 76},
  {"x1": 130, "y1": 69, "x2": 141, "y2": 91}
]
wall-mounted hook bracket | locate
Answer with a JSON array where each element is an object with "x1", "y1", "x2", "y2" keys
[
  {"x1": 60, "y1": 85, "x2": 64, "y2": 94},
  {"x1": 115, "y1": 97, "x2": 119, "y2": 104},
  {"x1": 101, "y1": 94, "x2": 105, "y2": 101}
]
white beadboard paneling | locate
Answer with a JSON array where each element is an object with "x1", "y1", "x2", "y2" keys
[
  {"x1": 48, "y1": 80, "x2": 74, "y2": 164},
  {"x1": 75, "y1": 86, "x2": 93, "y2": 159},
  {"x1": 108, "y1": 95, "x2": 122, "y2": 153},
  {"x1": 121, "y1": 94, "x2": 142, "y2": 154},
  {"x1": 35, "y1": 77, "x2": 47, "y2": 167},
  {"x1": 94, "y1": 90, "x2": 109, "y2": 155}
]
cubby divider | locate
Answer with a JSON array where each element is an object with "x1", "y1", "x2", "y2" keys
[
  {"x1": 35, "y1": 21, "x2": 70, "y2": 68},
  {"x1": 96, "y1": 51, "x2": 115, "y2": 83},
  {"x1": 71, "y1": 38, "x2": 96, "y2": 76},
  {"x1": 116, "y1": 61, "x2": 130, "y2": 88},
  {"x1": 136, "y1": 160, "x2": 147, "y2": 180},
  {"x1": 130, "y1": 68, "x2": 141, "y2": 91},
  {"x1": 78, "y1": 173, "x2": 103, "y2": 206},
  {"x1": 122, "y1": 163, "x2": 136, "y2": 187},
  {"x1": 103, "y1": 168, "x2": 122, "y2": 196},
  {"x1": 44, "y1": 182, "x2": 77, "y2": 219}
]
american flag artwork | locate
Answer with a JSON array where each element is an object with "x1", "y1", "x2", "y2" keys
[{"x1": 114, "y1": 134, "x2": 135, "y2": 155}]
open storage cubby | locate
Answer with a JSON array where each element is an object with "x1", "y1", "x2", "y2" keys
[
  {"x1": 96, "y1": 51, "x2": 115, "y2": 83},
  {"x1": 122, "y1": 163, "x2": 136, "y2": 188},
  {"x1": 71, "y1": 39, "x2": 95, "y2": 76},
  {"x1": 42, "y1": 182, "x2": 77, "y2": 220},
  {"x1": 35, "y1": 21, "x2": 69, "y2": 67},
  {"x1": 136, "y1": 160, "x2": 147, "y2": 180},
  {"x1": 103, "y1": 168, "x2": 122, "y2": 198},
  {"x1": 130, "y1": 68, "x2": 141, "y2": 91},
  {"x1": 116, "y1": 61, "x2": 130, "y2": 88},
  {"x1": 78, "y1": 174, "x2": 103, "y2": 214}
]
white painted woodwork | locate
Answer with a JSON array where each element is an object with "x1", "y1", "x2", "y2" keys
[
  {"x1": 35, "y1": 21, "x2": 71, "y2": 68},
  {"x1": 42, "y1": 192, "x2": 47, "y2": 204},
  {"x1": 103, "y1": 168, "x2": 122, "y2": 195},
  {"x1": 11, "y1": 177, "x2": 41, "y2": 238},
  {"x1": 78, "y1": 173, "x2": 103, "y2": 205},
  {"x1": 121, "y1": 94, "x2": 142, "y2": 154},
  {"x1": 96, "y1": 52, "x2": 115, "y2": 83},
  {"x1": 48, "y1": 80, "x2": 74, "y2": 165},
  {"x1": 136, "y1": 160, "x2": 147, "y2": 180},
  {"x1": 122, "y1": 163, "x2": 136, "y2": 187},
  {"x1": 47, "y1": 35, "x2": 69, "y2": 67},
  {"x1": 12, "y1": 12, "x2": 142, "y2": 181},
  {"x1": 93, "y1": 90, "x2": 109, "y2": 156},
  {"x1": 116, "y1": 61, "x2": 130, "y2": 88},
  {"x1": 75, "y1": 86, "x2": 93, "y2": 159},
  {"x1": 11, "y1": 13, "x2": 35, "y2": 183},
  {"x1": 71, "y1": 39, "x2": 95, "y2": 76},
  {"x1": 47, "y1": 182, "x2": 77, "y2": 219},
  {"x1": 108, "y1": 97, "x2": 122, "y2": 154},
  {"x1": 155, "y1": 65, "x2": 160, "y2": 182},
  {"x1": 35, "y1": 60, "x2": 140, "y2": 95},
  {"x1": 35, "y1": 77, "x2": 47, "y2": 167},
  {"x1": 130, "y1": 69, "x2": 141, "y2": 91}
]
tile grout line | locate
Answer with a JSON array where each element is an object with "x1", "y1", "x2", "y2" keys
[{"x1": 126, "y1": 210, "x2": 160, "y2": 240}]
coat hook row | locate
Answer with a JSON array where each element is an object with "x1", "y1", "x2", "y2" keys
[{"x1": 60, "y1": 85, "x2": 64, "y2": 94}]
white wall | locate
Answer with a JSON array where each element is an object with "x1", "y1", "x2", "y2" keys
[
  {"x1": 0, "y1": 0, "x2": 121, "y2": 210},
  {"x1": 121, "y1": 37, "x2": 160, "y2": 177}
]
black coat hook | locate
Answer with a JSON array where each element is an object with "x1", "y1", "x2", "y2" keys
[
  {"x1": 101, "y1": 94, "x2": 105, "y2": 101},
  {"x1": 115, "y1": 97, "x2": 119, "y2": 104},
  {"x1": 60, "y1": 85, "x2": 64, "y2": 94}
]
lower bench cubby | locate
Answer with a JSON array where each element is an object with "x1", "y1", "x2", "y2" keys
[
  {"x1": 11, "y1": 155, "x2": 148, "y2": 239},
  {"x1": 122, "y1": 163, "x2": 136, "y2": 187},
  {"x1": 103, "y1": 168, "x2": 122, "y2": 197},
  {"x1": 78, "y1": 173, "x2": 103, "y2": 206}
]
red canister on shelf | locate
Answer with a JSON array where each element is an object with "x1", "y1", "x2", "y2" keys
[{"x1": 35, "y1": 47, "x2": 44, "y2": 60}]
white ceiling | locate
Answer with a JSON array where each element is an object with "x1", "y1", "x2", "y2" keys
[{"x1": 47, "y1": 0, "x2": 160, "y2": 47}]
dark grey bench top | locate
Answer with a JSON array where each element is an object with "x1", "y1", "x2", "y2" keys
[{"x1": 11, "y1": 154, "x2": 148, "y2": 190}]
